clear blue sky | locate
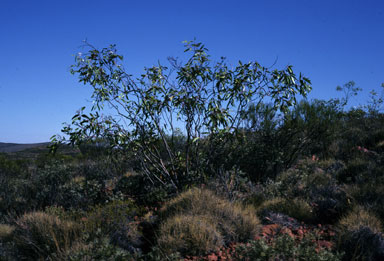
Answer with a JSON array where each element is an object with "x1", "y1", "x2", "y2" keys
[{"x1": 0, "y1": 0, "x2": 383, "y2": 143}]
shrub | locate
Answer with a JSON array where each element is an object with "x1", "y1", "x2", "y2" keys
[
  {"x1": 159, "y1": 187, "x2": 260, "y2": 244},
  {"x1": 257, "y1": 197, "x2": 315, "y2": 224},
  {"x1": 115, "y1": 173, "x2": 175, "y2": 206},
  {"x1": 157, "y1": 214, "x2": 224, "y2": 256},
  {"x1": 84, "y1": 200, "x2": 142, "y2": 236},
  {"x1": 234, "y1": 233, "x2": 343, "y2": 260},
  {"x1": 207, "y1": 168, "x2": 260, "y2": 203},
  {"x1": 338, "y1": 157, "x2": 375, "y2": 184},
  {"x1": 347, "y1": 183, "x2": 384, "y2": 225},
  {"x1": 62, "y1": 236, "x2": 135, "y2": 261},
  {"x1": 337, "y1": 206, "x2": 384, "y2": 260},
  {"x1": 339, "y1": 226, "x2": 384, "y2": 261},
  {"x1": 266, "y1": 159, "x2": 351, "y2": 224},
  {"x1": 12, "y1": 211, "x2": 81, "y2": 259}
]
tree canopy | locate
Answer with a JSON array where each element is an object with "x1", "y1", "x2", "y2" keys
[{"x1": 52, "y1": 40, "x2": 311, "y2": 189}]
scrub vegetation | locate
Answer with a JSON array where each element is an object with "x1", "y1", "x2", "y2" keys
[{"x1": 1, "y1": 41, "x2": 384, "y2": 260}]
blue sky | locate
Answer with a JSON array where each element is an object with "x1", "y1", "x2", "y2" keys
[{"x1": 0, "y1": 0, "x2": 383, "y2": 143}]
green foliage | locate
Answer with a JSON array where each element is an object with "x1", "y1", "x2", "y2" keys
[
  {"x1": 234, "y1": 233, "x2": 343, "y2": 260},
  {"x1": 264, "y1": 159, "x2": 351, "y2": 224},
  {"x1": 84, "y1": 200, "x2": 142, "y2": 236},
  {"x1": 115, "y1": 172, "x2": 175, "y2": 206},
  {"x1": 348, "y1": 183, "x2": 384, "y2": 225},
  {"x1": 211, "y1": 99, "x2": 343, "y2": 182},
  {"x1": 53, "y1": 40, "x2": 311, "y2": 190},
  {"x1": 338, "y1": 227, "x2": 384, "y2": 261},
  {"x1": 63, "y1": 236, "x2": 135, "y2": 261}
]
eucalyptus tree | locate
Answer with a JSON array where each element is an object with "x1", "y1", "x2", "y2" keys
[{"x1": 52, "y1": 40, "x2": 311, "y2": 190}]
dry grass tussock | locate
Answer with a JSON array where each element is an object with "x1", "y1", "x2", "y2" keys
[
  {"x1": 12, "y1": 211, "x2": 81, "y2": 258},
  {"x1": 338, "y1": 205, "x2": 383, "y2": 233},
  {"x1": 0, "y1": 224, "x2": 15, "y2": 242},
  {"x1": 158, "y1": 214, "x2": 224, "y2": 256},
  {"x1": 157, "y1": 187, "x2": 260, "y2": 255},
  {"x1": 257, "y1": 197, "x2": 315, "y2": 223}
]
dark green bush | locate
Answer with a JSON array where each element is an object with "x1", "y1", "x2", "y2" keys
[
  {"x1": 265, "y1": 159, "x2": 351, "y2": 224},
  {"x1": 339, "y1": 227, "x2": 384, "y2": 261},
  {"x1": 348, "y1": 183, "x2": 384, "y2": 225},
  {"x1": 63, "y1": 236, "x2": 135, "y2": 261},
  {"x1": 115, "y1": 172, "x2": 175, "y2": 206},
  {"x1": 84, "y1": 200, "x2": 143, "y2": 236}
]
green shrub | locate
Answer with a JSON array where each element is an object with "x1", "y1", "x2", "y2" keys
[
  {"x1": 338, "y1": 157, "x2": 374, "y2": 184},
  {"x1": 84, "y1": 199, "x2": 142, "y2": 236},
  {"x1": 348, "y1": 183, "x2": 384, "y2": 225},
  {"x1": 115, "y1": 173, "x2": 175, "y2": 206},
  {"x1": 339, "y1": 227, "x2": 384, "y2": 261},
  {"x1": 12, "y1": 211, "x2": 81, "y2": 259},
  {"x1": 62, "y1": 236, "x2": 135, "y2": 261},
  {"x1": 337, "y1": 206, "x2": 384, "y2": 260},
  {"x1": 266, "y1": 159, "x2": 351, "y2": 224},
  {"x1": 157, "y1": 214, "x2": 224, "y2": 256},
  {"x1": 234, "y1": 233, "x2": 343, "y2": 260}
]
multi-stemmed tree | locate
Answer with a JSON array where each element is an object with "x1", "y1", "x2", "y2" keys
[{"x1": 52, "y1": 40, "x2": 311, "y2": 190}]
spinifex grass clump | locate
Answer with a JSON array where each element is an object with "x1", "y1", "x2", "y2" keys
[
  {"x1": 158, "y1": 214, "x2": 224, "y2": 256},
  {"x1": 338, "y1": 206, "x2": 384, "y2": 260},
  {"x1": 12, "y1": 211, "x2": 81, "y2": 259},
  {"x1": 338, "y1": 205, "x2": 382, "y2": 233},
  {"x1": 157, "y1": 187, "x2": 260, "y2": 256},
  {"x1": 257, "y1": 197, "x2": 315, "y2": 224}
]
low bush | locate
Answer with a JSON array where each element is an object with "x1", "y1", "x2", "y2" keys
[
  {"x1": 266, "y1": 159, "x2": 351, "y2": 224},
  {"x1": 337, "y1": 206, "x2": 384, "y2": 260},
  {"x1": 115, "y1": 172, "x2": 175, "y2": 206},
  {"x1": 339, "y1": 227, "x2": 384, "y2": 261},
  {"x1": 12, "y1": 211, "x2": 81, "y2": 259},
  {"x1": 62, "y1": 236, "x2": 135, "y2": 261},
  {"x1": 234, "y1": 233, "x2": 343, "y2": 260},
  {"x1": 84, "y1": 200, "x2": 143, "y2": 237},
  {"x1": 348, "y1": 183, "x2": 384, "y2": 225}
]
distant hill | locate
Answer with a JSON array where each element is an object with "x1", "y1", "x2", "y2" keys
[
  {"x1": 0, "y1": 142, "x2": 50, "y2": 153},
  {"x1": 0, "y1": 142, "x2": 80, "y2": 160}
]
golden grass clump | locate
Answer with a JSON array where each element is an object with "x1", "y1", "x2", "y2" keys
[
  {"x1": 338, "y1": 205, "x2": 382, "y2": 233},
  {"x1": 157, "y1": 214, "x2": 224, "y2": 256},
  {"x1": 0, "y1": 224, "x2": 15, "y2": 242},
  {"x1": 12, "y1": 211, "x2": 81, "y2": 259},
  {"x1": 157, "y1": 187, "x2": 260, "y2": 255},
  {"x1": 257, "y1": 197, "x2": 315, "y2": 223}
]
